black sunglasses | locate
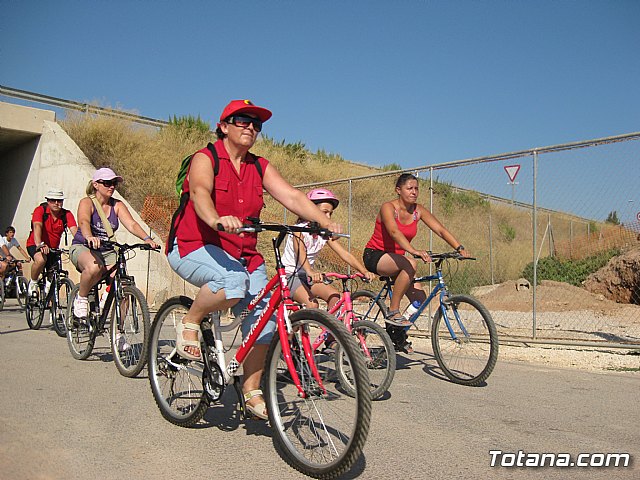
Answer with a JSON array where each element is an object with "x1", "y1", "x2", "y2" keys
[
  {"x1": 226, "y1": 115, "x2": 263, "y2": 132},
  {"x1": 97, "y1": 179, "x2": 119, "y2": 188}
]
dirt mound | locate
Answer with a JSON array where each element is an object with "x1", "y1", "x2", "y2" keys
[
  {"x1": 473, "y1": 279, "x2": 623, "y2": 313},
  {"x1": 583, "y1": 248, "x2": 640, "y2": 304}
]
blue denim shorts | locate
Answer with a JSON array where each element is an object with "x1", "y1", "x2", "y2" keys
[{"x1": 168, "y1": 243, "x2": 275, "y2": 344}]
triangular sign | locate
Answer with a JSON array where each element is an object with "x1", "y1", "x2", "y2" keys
[{"x1": 504, "y1": 164, "x2": 521, "y2": 183}]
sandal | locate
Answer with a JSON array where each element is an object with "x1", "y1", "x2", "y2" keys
[
  {"x1": 175, "y1": 320, "x2": 202, "y2": 361},
  {"x1": 244, "y1": 389, "x2": 268, "y2": 420},
  {"x1": 384, "y1": 309, "x2": 412, "y2": 327}
]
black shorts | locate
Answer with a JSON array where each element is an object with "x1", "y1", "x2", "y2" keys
[
  {"x1": 363, "y1": 248, "x2": 387, "y2": 274},
  {"x1": 27, "y1": 245, "x2": 59, "y2": 269}
]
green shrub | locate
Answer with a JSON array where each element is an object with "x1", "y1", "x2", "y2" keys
[
  {"x1": 498, "y1": 221, "x2": 516, "y2": 242},
  {"x1": 521, "y1": 248, "x2": 621, "y2": 286},
  {"x1": 168, "y1": 114, "x2": 211, "y2": 135},
  {"x1": 433, "y1": 181, "x2": 488, "y2": 215},
  {"x1": 381, "y1": 163, "x2": 401, "y2": 171}
]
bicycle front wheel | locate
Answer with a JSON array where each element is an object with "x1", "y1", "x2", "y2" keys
[
  {"x1": 336, "y1": 319, "x2": 396, "y2": 400},
  {"x1": 431, "y1": 294, "x2": 498, "y2": 386},
  {"x1": 26, "y1": 288, "x2": 45, "y2": 330},
  {"x1": 264, "y1": 309, "x2": 371, "y2": 479},
  {"x1": 0, "y1": 282, "x2": 4, "y2": 312},
  {"x1": 111, "y1": 285, "x2": 150, "y2": 377},
  {"x1": 66, "y1": 285, "x2": 96, "y2": 360},
  {"x1": 148, "y1": 296, "x2": 209, "y2": 427},
  {"x1": 351, "y1": 289, "x2": 388, "y2": 327},
  {"x1": 52, "y1": 278, "x2": 74, "y2": 337},
  {"x1": 16, "y1": 276, "x2": 29, "y2": 309}
]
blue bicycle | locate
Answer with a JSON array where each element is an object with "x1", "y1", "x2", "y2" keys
[{"x1": 351, "y1": 251, "x2": 498, "y2": 386}]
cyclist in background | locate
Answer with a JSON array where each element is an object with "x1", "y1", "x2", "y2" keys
[
  {"x1": 26, "y1": 188, "x2": 78, "y2": 295},
  {"x1": 363, "y1": 174, "x2": 469, "y2": 350},
  {"x1": 0, "y1": 226, "x2": 31, "y2": 277},
  {"x1": 282, "y1": 188, "x2": 375, "y2": 313}
]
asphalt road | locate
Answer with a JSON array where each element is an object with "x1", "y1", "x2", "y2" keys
[{"x1": 1, "y1": 300, "x2": 638, "y2": 479}]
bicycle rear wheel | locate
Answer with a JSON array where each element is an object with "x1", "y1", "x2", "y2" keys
[
  {"x1": 351, "y1": 289, "x2": 388, "y2": 327},
  {"x1": 148, "y1": 296, "x2": 209, "y2": 427},
  {"x1": 66, "y1": 285, "x2": 96, "y2": 360},
  {"x1": 431, "y1": 294, "x2": 498, "y2": 386},
  {"x1": 111, "y1": 285, "x2": 150, "y2": 377},
  {"x1": 16, "y1": 276, "x2": 29, "y2": 309},
  {"x1": 26, "y1": 288, "x2": 45, "y2": 330},
  {"x1": 0, "y1": 282, "x2": 4, "y2": 312},
  {"x1": 336, "y1": 319, "x2": 396, "y2": 400},
  {"x1": 52, "y1": 278, "x2": 74, "y2": 337},
  {"x1": 264, "y1": 309, "x2": 371, "y2": 479}
]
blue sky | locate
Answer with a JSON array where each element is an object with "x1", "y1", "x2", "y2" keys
[{"x1": 2, "y1": 1, "x2": 639, "y2": 221}]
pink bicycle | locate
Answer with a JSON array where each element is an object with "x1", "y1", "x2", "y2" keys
[
  {"x1": 147, "y1": 220, "x2": 371, "y2": 479},
  {"x1": 319, "y1": 272, "x2": 396, "y2": 400}
]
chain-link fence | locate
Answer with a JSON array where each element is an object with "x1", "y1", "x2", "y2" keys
[{"x1": 245, "y1": 133, "x2": 640, "y2": 348}]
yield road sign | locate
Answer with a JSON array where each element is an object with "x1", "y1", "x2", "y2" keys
[{"x1": 504, "y1": 164, "x2": 521, "y2": 183}]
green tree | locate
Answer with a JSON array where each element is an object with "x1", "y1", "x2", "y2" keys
[{"x1": 605, "y1": 210, "x2": 620, "y2": 225}]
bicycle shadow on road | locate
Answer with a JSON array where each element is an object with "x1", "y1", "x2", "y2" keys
[
  {"x1": 189, "y1": 389, "x2": 272, "y2": 437},
  {"x1": 394, "y1": 349, "x2": 488, "y2": 386}
]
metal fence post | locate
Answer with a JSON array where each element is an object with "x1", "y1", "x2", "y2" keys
[
  {"x1": 488, "y1": 199, "x2": 494, "y2": 285},
  {"x1": 532, "y1": 150, "x2": 538, "y2": 339}
]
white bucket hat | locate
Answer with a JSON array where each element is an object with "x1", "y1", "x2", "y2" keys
[{"x1": 45, "y1": 188, "x2": 65, "y2": 200}]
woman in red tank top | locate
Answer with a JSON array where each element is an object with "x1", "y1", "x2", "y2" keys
[{"x1": 363, "y1": 174, "x2": 469, "y2": 342}]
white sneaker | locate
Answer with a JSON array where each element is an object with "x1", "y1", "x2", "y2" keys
[
  {"x1": 28, "y1": 280, "x2": 38, "y2": 296},
  {"x1": 116, "y1": 333, "x2": 130, "y2": 352},
  {"x1": 73, "y1": 296, "x2": 89, "y2": 318}
]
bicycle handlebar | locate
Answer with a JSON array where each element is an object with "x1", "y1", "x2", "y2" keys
[
  {"x1": 321, "y1": 272, "x2": 369, "y2": 284},
  {"x1": 89, "y1": 240, "x2": 160, "y2": 252},
  {"x1": 216, "y1": 219, "x2": 348, "y2": 240},
  {"x1": 411, "y1": 251, "x2": 476, "y2": 261}
]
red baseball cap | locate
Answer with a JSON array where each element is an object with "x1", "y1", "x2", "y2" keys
[{"x1": 219, "y1": 99, "x2": 272, "y2": 122}]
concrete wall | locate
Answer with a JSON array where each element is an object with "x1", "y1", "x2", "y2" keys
[{"x1": 1, "y1": 102, "x2": 195, "y2": 307}]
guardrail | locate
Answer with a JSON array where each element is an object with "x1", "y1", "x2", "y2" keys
[{"x1": 0, "y1": 84, "x2": 169, "y2": 128}]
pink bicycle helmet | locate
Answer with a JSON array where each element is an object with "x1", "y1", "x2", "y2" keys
[{"x1": 307, "y1": 188, "x2": 339, "y2": 208}]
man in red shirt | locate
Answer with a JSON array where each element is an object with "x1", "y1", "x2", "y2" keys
[{"x1": 26, "y1": 188, "x2": 78, "y2": 294}]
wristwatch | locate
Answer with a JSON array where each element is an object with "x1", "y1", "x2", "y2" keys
[{"x1": 455, "y1": 244, "x2": 465, "y2": 252}]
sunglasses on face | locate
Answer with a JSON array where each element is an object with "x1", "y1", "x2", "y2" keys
[
  {"x1": 97, "y1": 179, "x2": 119, "y2": 188},
  {"x1": 227, "y1": 115, "x2": 263, "y2": 132},
  {"x1": 47, "y1": 198, "x2": 64, "y2": 204}
]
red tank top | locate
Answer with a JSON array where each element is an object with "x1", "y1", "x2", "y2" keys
[
  {"x1": 365, "y1": 208, "x2": 419, "y2": 255},
  {"x1": 174, "y1": 140, "x2": 268, "y2": 273}
]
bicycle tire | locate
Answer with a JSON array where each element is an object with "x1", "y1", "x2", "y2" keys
[
  {"x1": 335, "y1": 319, "x2": 396, "y2": 400},
  {"x1": 0, "y1": 281, "x2": 4, "y2": 312},
  {"x1": 26, "y1": 287, "x2": 45, "y2": 330},
  {"x1": 16, "y1": 276, "x2": 29, "y2": 309},
  {"x1": 66, "y1": 284, "x2": 96, "y2": 360},
  {"x1": 111, "y1": 285, "x2": 150, "y2": 377},
  {"x1": 264, "y1": 308, "x2": 371, "y2": 479},
  {"x1": 148, "y1": 296, "x2": 209, "y2": 427},
  {"x1": 52, "y1": 278, "x2": 74, "y2": 337},
  {"x1": 431, "y1": 294, "x2": 498, "y2": 386},
  {"x1": 351, "y1": 289, "x2": 388, "y2": 327}
]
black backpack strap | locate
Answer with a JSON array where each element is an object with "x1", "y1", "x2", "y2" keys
[
  {"x1": 251, "y1": 153, "x2": 264, "y2": 178},
  {"x1": 206, "y1": 142, "x2": 220, "y2": 176},
  {"x1": 40, "y1": 202, "x2": 49, "y2": 222}
]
